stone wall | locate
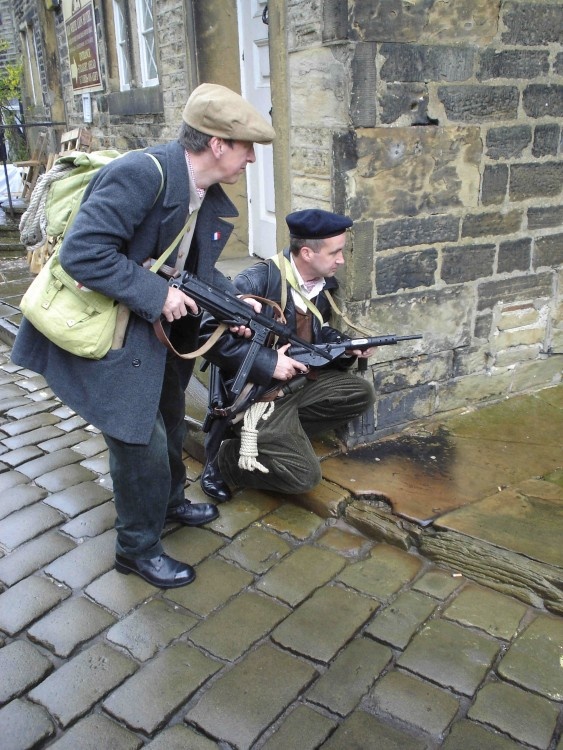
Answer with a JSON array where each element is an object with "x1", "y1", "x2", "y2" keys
[{"x1": 284, "y1": 0, "x2": 563, "y2": 441}]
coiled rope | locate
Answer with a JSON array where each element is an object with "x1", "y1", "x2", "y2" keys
[
  {"x1": 19, "y1": 162, "x2": 74, "y2": 252},
  {"x1": 238, "y1": 400, "x2": 275, "y2": 473}
]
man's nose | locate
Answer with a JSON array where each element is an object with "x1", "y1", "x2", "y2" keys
[{"x1": 247, "y1": 146, "x2": 256, "y2": 163}]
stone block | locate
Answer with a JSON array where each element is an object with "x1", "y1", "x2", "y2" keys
[
  {"x1": 498, "y1": 303, "x2": 539, "y2": 331},
  {"x1": 28, "y1": 596, "x2": 116, "y2": 658},
  {"x1": 442, "y1": 243, "x2": 495, "y2": 284},
  {"x1": 43, "y1": 480, "x2": 113, "y2": 517},
  {"x1": 369, "y1": 670, "x2": 460, "y2": 737},
  {"x1": 186, "y1": 644, "x2": 317, "y2": 749},
  {"x1": 510, "y1": 356, "x2": 563, "y2": 393},
  {"x1": 412, "y1": 569, "x2": 463, "y2": 600},
  {"x1": 322, "y1": 0, "x2": 347, "y2": 42},
  {"x1": 502, "y1": 2, "x2": 563, "y2": 45},
  {"x1": 61, "y1": 501, "x2": 116, "y2": 539},
  {"x1": 462, "y1": 210, "x2": 522, "y2": 238},
  {"x1": 306, "y1": 637, "x2": 392, "y2": 716},
  {"x1": 256, "y1": 545, "x2": 346, "y2": 606},
  {"x1": 217, "y1": 525, "x2": 291, "y2": 574},
  {"x1": 556, "y1": 51, "x2": 563, "y2": 76},
  {"x1": 337, "y1": 544, "x2": 423, "y2": 601},
  {"x1": 486, "y1": 125, "x2": 532, "y2": 160},
  {"x1": 478, "y1": 49, "x2": 549, "y2": 80},
  {"x1": 43, "y1": 714, "x2": 142, "y2": 750},
  {"x1": 438, "y1": 85, "x2": 519, "y2": 122},
  {"x1": 378, "y1": 83, "x2": 436, "y2": 126},
  {"x1": 106, "y1": 599, "x2": 196, "y2": 661},
  {"x1": 0, "y1": 501, "x2": 65, "y2": 550},
  {"x1": 452, "y1": 345, "x2": 490, "y2": 378},
  {"x1": 372, "y1": 352, "x2": 453, "y2": 394},
  {"x1": 29, "y1": 642, "x2": 137, "y2": 729},
  {"x1": 523, "y1": 85, "x2": 563, "y2": 118},
  {"x1": 377, "y1": 383, "x2": 436, "y2": 429},
  {"x1": 261, "y1": 502, "x2": 324, "y2": 540},
  {"x1": 533, "y1": 124, "x2": 561, "y2": 158},
  {"x1": 528, "y1": 205, "x2": 563, "y2": 230},
  {"x1": 380, "y1": 43, "x2": 474, "y2": 82},
  {"x1": 144, "y1": 725, "x2": 217, "y2": 750},
  {"x1": 376, "y1": 248, "x2": 437, "y2": 294},
  {"x1": 260, "y1": 705, "x2": 336, "y2": 750},
  {"x1": 345, "y1": 126, "x2": 480, "y2": 221},
  {"x1": 0, "y1": 575, "x2": 70, "y2": 636},
  {"x1": 474, "y1": 311, "x2": 494, "y2": 339},
  {"x1": 437, "y1": 371, "x2": 514, "y2": 412},
  {"x1": 534, "y1": 233, "x2": 563, "y2": 269},
  {"x1": 481, "y1": 164, "x2": 508, "y2": 205},
  {"x1": 189, "y1": 591, "x2": 290, "y2": 661},
  {"x1": 350, "y1": 43, "x2": 377, "y2": 127},
  {"x1": 398, "y1": 619, "x2": 500, "y2": 696},
  {"x1": 44, "y1": 529, "x2": 116, "y2": 589},
  {"x1": 349, "y1": 0, "x2": 500, "y2": 45},
  {"x1": 365, "y1": 590, "x2": 438, "y2": 649},
  {"x1": 166, "y1": 557, "x2": 252, "y2": 617},
  {"x1": 35, "y1": 464, "x2": 98, "y2": 493},
  {"x1": 377, "y1": 215, "x2": 459, "y2": 250},
  {"x1": 290, "y1": 48, "x2": 348, "y2": 129},
  {"x1": 322, "y1": 710, "x2": 427, "y2": 750},
  {"x1": 0, "y1": 483, "x2": 46, "y2": 520},
  {"x1": 498, "y1": 614, "x2": 563, "y2": 700},
  {"x1": 346, "y1": 222, "x2": 375, "y2": 300},
  {"x1": 0, "y1": 640, "x2": 53, "y2": 705},
  {"x1": 442, "y1": 583, "x2": 527, "y2": 639},
  {"x1": 477, "y1": 272, "x2": 553, "y2": 311},
  {"x1": 0, "y1": 699, "x2": 55, "y2": 749},
  {"x1": 203, "y1": 491, "x2": 280, "y2": 539},
  {"x1": 495, "y1": 346, "x2": 542, "y2": 368},
  {"x1": 496, "y1": 327, "x2": 545, "y2": 351},
  {"x1": 498, "y1": 238, "x2": 532, "y2": 274},
  {"x1": 468, "y1": 681, "x2": 558, "y2": 750},
  {"x1": 0, "y1": 530, "x2": 76, "y2": 587},
  {"x1": 85, "y1": 569, "x2": 158, "y2": 617},
  {"x1": 348, "y1": 285, "x2": 473, "y2": 354},
  {"x1": 272, "y1": 585, "x2": 378, "y2": 663}
]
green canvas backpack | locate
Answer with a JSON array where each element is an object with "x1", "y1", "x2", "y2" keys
[{"x1": 18, "y1": 149, "x2": 165, "y2": 359}]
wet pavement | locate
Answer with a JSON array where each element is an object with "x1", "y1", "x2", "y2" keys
[{"x1": 0, "y1": 229, "x2": 562, "y2": 749}]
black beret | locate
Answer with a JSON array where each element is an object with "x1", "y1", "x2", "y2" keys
[{"x1": 286, "y1": 209, "x2": 353, "y2": 240}]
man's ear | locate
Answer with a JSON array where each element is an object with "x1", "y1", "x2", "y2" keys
[
  {"x1": 300, "y1": 245, "x2": 313, "y2": 261},
  {"x1": 209, "y1": 137, "x2": 224, "y2": 158}
]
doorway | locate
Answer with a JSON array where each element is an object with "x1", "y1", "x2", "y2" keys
[{"x1": 237, "y1": 0, "x2": 276, "y2": 258}]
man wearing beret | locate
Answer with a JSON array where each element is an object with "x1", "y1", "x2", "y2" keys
[
  {"x1": 12, "y1": 83, "x2": 275, "y2": 588},
  {"x1": 199, "y1": 208, "x2": 376, "y2": 500}
]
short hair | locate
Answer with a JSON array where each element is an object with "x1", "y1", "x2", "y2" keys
[
  {"x1": 289, "y1": 237, "x2": 325, "y2": 255},
  {"x1": 177, "y1": 122, "x2": 235, "y2": 153}
]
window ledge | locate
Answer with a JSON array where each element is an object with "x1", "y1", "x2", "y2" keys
[{"x1": 104, "y1": 86, "x2": 163, "y2": 116}]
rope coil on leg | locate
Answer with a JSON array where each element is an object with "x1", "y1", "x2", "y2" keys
[{"x1": 238, "y1": 401, "x2": 275, "y2": 473}]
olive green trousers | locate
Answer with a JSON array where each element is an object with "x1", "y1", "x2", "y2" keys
[{"x1": 218, "y1": 369, "x2": 375, "y2": 494}]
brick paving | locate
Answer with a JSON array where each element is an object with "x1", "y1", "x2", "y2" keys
[{"x1": 0, "y1": 342, "x2": 562, "y2": 749}]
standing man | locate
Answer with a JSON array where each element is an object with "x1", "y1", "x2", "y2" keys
[
  {"x1": 200, "y1": 209, "x2": 376, "y2": 501},
  {"x1": 11, "y1": 84, "x2": 275, "y2": 588}
]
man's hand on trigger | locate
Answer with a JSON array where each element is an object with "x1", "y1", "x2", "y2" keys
[
  {"x1": 162, "y1": 286, "x2": 199, "y2": 321},
  {"x1": 229, "y1": 296, "x2": 263, "y2": 338},
  {"x1": 273, "y1": 343, "x2": 309, "y2": 381}
]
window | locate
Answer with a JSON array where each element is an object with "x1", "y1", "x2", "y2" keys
[
  {"x1": 111, "y1": 0, "x2": 158, "y2": 91},
  {"x1": 113, "y1": 0, "x2": 132, "y2": 90},
  {"x1": 136, "y1": 0, "x2": 158, "y2": 86}
]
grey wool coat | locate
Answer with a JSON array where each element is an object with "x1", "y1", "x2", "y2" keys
[{"x1": 12, "y1": 140, "x2": 237, "y2": 444}]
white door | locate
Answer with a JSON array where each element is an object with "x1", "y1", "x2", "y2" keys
[{"x1": 237, "y1": 0, "x2": 276, "y2": 258}]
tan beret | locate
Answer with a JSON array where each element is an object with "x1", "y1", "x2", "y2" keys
[{"x1": 183, "y1": 83, "x2": 275, "y2": 145}]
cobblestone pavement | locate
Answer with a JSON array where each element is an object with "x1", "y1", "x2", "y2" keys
[{"x1": 0, "y1": 341, "x2": 562, "y2": 750}]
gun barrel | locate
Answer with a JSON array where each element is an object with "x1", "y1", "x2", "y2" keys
[{"x1": 345, "y1": 333, "x2": 423, "y2": 348}]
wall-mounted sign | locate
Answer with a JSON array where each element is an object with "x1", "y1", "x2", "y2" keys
[{"x1": 62, "y1": 0, "x2": 103, "y2": 93}]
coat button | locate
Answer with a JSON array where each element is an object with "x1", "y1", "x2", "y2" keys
[{"x1": 132, "y1": 359, "x2": 141, "y2": 367}]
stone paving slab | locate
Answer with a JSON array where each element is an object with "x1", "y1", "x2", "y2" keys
[
  {"x1": 106, "y1": 599, "x2": 197, "y2": 661},
  {"x1": 28, "y1": 642, "x2": 138, "y2": 728},
  {"x1": 0, "y1": 698, "x2": 55, "y2": 749},
  {"x1": 27, "y1": 596, "x2": 116, "y2": 658},
  {"x1": 467, "y1": 680, "x2": 559, "y2": 749},
  {"x1": 43, "y1": 528, "x2": 116, "y2": 588},
  {"x1": 42, "y1": 480, "x2": 113, "y2": 517},
  {"x1": 60, "y1": 500, "x2": 116, "y2": 539},
  {"x1": 34, "y1": 462, "x2": 98, "y2": 493},
  {"x1": 0, "y1": 483, "x2": 46, "y2": 520},
  {"x1": 0, "y1": 501, "x2": 65, "y2": 549},
  {"x1": 321, "y1": 709, "x2": 428, "y2": 750},
  {"x1": 441, "y1": 582, "x2": 528, "y2": 639},
  {"x1": 0, "y1": 575, "x2": 71, "y2": 635},
  {"x1": 441, "y1": 719, "x2": 532, "y2": 749},
  {"x1": 306, "y1": 636, "x2": 392, "y2": 716},
  {"x1": 185, "y1": 643, "x2": 317, "y2": 749},
  {"x1": 336, "y1": 543, "x2": 423, "y2": 601},
  {"x1": 271, "y1": 585, "x2": 378, "y2": 663},
  {"x1": 364, "y1": 589, "x2": 438, "y2": 648},
  {"x1": 46, "y1": 714, "x2": 142, "y2": 750},
  {"x1": 217, "y1": 525, "x2": 292, "y2": 573},
  {"x1": 144, "y1": 724, "x2": 218, "y2": 749},
  {"x1": 398, "y1": 619, "x2": 501, "y2": 697},
  {"x1": 85, "y1": 569, "x2": 158, "y2": 616},
  {"x1": 0, "y1": 639, "x2": 53, "y2": 705},
  {"x1": 259, "y1": 704, "x2": 337, "y2": 750},
  {"x1": 103, "y1": 642, "x2": 221, "y2": 735},
  {"x1": 0, "y1": 530, "x2": 76, "y2": 586}
]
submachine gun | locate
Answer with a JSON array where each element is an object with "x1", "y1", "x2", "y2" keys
[{"x1": 171, "y1": 272, "x2": 422, "y2": 425}]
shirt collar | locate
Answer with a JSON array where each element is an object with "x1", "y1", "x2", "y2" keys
[{"x1": 290, "y1": 254, "x2": 326, "y2": 299}]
